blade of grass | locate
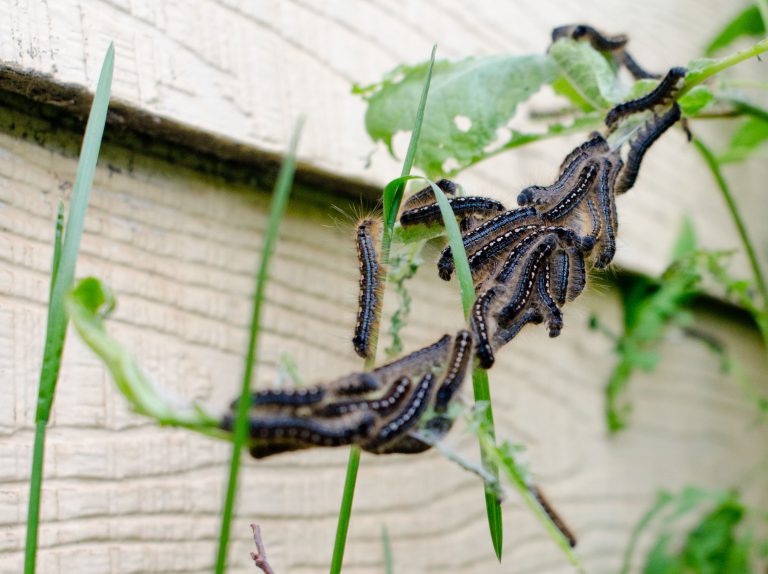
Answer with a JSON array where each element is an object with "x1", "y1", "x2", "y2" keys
[
  {"x1": 428, "y1": 181, "x2": 503, "y2": 559},
  {"x1": 329, "y1": 45, "x2": 437, "y2": 574},
  {"x1": 49, "y1": 204, "x2": 64, "y2": 300},
  {"x1": 692, "y1": 137, "x2": 768, "y2": 344},
  {"x1": 24, "y1": 43, "x2": 114, "y2": 574},
  {"x1": 214, "y1": 119, "x2": 304, "y2": 574},
  {"x1": 429, "y1": 178, "x2": 583, "y2": 564},
  {"x1": 381, "y1": 525, "x2": 394, "y2": 574}
]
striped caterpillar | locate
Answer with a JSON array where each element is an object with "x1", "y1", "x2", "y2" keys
[
  {"x1": 551, "y1": 23, "x2": 660, "y2": 80},
  {"x1": 224, "y1": 20, "x2": 685, "y2": 464},
  {"x1": 352, "y1": 218, "x2": 383, "y2": 358},
  {"x1": 223, "y1": 23, "x2": 688, "y2": 546}
]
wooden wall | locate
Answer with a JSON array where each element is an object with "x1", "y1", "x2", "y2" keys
[{"x1": 1, "y1": 1, "x2": 766, "y2": 573}]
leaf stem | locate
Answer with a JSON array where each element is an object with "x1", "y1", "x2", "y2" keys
[
  {"x1": 693, "y1": 138, "x2": 768, "y2": 346},
  {"x1": 680, "y1": 36, "x2": 768, "y2": 97},
  {"x1": 692, "y1": 138, "x2": 767, "y2": 306},
  {"x1": 214, "y1": 119, "x2": 303, "y2": 574}
]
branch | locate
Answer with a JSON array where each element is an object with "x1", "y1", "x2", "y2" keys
[{"x1": 250, "y1": 524, "x2": 276, "y2": 574}]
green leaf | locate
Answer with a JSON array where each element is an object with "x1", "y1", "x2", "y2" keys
[
  {"x1": 705, "y1": 5, "x2": 765, "y2": 56},
  {"x1": 678, "y1": 86, "x2": 714, "y2": 116},
  {"x1": 719, "y1": 116, "x2": 768, "y2": 163},
  {"x1": 682, "y1": 499, "x2": 745, "y2": 574},
  {"x1": 671, "y1": 217, "x2": 697, "y2": 260},
  {"x1": 603, "y1": 221, "x2": 714, "y2": 432},
  {"x1": 683, "y1": 37, "x2": 768, "y2": 95},
  {"x1": 643, "y1": 533, "x2": 684, "y2": 574},
  {"x1": 358, "y1": 53, "x2": 558, "y2": 176},
  {"x1": 26, "y1": 44, "x2": 114, "y2": 574},
  {"x1": 67, "y1": 278, "x2": 222, "y2": 432},
  {"x1": 626, "y1": 488, "x2": 760, "y2": 574},
  {"x1": 551, "y1": 75, "x2": 596, "y2": 112},
  {"x1": 548, "y1": 38, "x2": 625, "y2": 110}
]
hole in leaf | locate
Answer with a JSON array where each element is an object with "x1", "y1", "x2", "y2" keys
[
  {"x1": 454, "y1": 115, "x2": 472, "y2": 132},
  {"x1": 442, "y1": 158, "x2": 460, "y2": 173},
  {"x1": 483, "y1": 127, "x2": 512, "y2": 154}
]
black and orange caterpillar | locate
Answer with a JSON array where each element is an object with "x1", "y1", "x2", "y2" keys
[{"x1": 222, "y1": 25, "x2": 686, "y2": 461}]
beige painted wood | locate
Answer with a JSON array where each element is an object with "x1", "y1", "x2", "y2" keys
[
  {"x1": 0, "y1": 0, "x2": 766, "y2": 278},
  {"x1": 0, "y1": 128, "x2": 766, "y2": 573},
  {"x1": 2, "y1": 1, "x2": 768, "y2": 573}
]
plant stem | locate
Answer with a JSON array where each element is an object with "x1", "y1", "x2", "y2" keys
[
  {"x1": 693, "y1": 139, "x2": 767, "y2": 303},
  {"x1": 681, "y1": 37, "x2": 768, "y2": 97},
  {"x1": 23, "y1": 421, "x2": 47, "y2": 574},
  {"x1": 329, "y1": 46, "x2": 437, "y2": 574},
  {"x1": 693, "y1": 138, "x2": 768, "y2": 344},
  {"x1": 214, "y1": 120, "x2": 303, "y2": 574}
]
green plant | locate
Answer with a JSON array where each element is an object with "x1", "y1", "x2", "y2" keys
[
  {"x1": 67, "y1": 120, "x2": 304, "y2": 573},
  {"x1": 214, "y1": 120, "x2": 304, "y2": 573},
  {"x1": 356, "y1": 6, "x2": 768, "y2": 441},
  {"x1": 590, "y1": 221, "x2": 733, "y2": 432},
  {"x1": 621, "y1": 487, "x2": 768, "y2": 574},
  {"x1": 64, "y1": 13, "x2": 768, "y2": 574},
  {"x1": 328, "y1": 46, "x2": 440, "y2": 574},
  {"x1": 24, "y1": 43, "x2": 114, "y2": 574}
]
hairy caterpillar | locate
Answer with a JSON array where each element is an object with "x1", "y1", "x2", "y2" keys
[
  {"x1": 222, "y1": 31, "x2": 686, "y2": 548},
  {"x1": 352, "y1": 219, "x2": 383, "y2": 358}
]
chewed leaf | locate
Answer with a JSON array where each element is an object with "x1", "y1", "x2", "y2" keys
[
  {"x1": 358, "y1": 54, "x2": 558, "y2": 176},
  {"x1": 67, "y1": 277, "x2": 223, "y2": 434},
  {"x1": 548, "y1": 38, "x2": 625, "y2": 110}
]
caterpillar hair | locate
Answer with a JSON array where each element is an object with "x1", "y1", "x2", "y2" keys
[{"x1": 352, "y1": 218, "x2": 383, "y2": 358}]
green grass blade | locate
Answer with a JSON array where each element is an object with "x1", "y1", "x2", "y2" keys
[
  {"x1": 24, "y1": 43, "x2": 114, "y2": 574},
  {"x1": 382, "y1": 45, "x2": 437, "y2": 254},
  {"x1": 430, "y1": 178, "x2": 582, "y2": 565},
  {"x1": 36, "y1": 42, "x2": 114, "y2": 421},
  {"x1": 429, "y1": 181, "x2": 503, "y2": 559},
  {"x1": 381, "y1": 525, "x2": 394, "y2": 574},
  {"x1": 48, "y1": 203, "x2": 64, "y2": 300},
  {"x1": 330, "y1": 46, "x2": 436, "y2": 574},
  {"x1": 214, "y1": 119, "x2": 304, "y2": 574}
]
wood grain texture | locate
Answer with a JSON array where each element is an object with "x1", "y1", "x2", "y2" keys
[
  {"x1": 0, "y1": 0, "x2": 766, "y2": 278},
  {"x1": 1, "y1": 1, "x2": 767, "y2": 572},
  {"x1": 0, "y1": 124, "x2": 766, "y2": 573}
]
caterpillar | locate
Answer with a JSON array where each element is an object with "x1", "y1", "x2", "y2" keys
[
  {"x1": 352, "y1": 218, "x2": 383, "y2": 358},
  {"x1": 221, "y1": 25, "x2": 688, "y2": 551}
]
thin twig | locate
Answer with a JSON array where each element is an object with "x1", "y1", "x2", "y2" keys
[{"x1": 250, "y1": 524, "x2": 276, "y2": 574}]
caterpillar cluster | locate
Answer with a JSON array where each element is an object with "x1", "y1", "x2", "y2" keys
[{"x1": 221, "y1": 24, "x2": 686, "y2": 543}]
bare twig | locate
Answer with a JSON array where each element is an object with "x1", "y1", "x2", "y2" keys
[{"x1": 250, "y1": 524, "x2": 275, "y2": 574}]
